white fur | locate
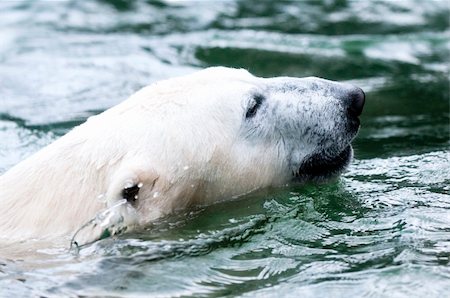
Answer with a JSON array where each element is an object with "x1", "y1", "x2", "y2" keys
[{"x1": 0, "y1": 67, "x2": 360, "y2": 243}]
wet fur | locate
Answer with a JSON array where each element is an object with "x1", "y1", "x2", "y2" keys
[{"x1": 0, "y1": 67, "x2": 361, "y2": 243}]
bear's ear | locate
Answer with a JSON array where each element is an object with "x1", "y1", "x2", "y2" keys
[
  {"x1": 120, "y1": 172, "x2": 160, "y2": 205},
  {"x1": 70, "y1": 164, "x2": 160, "y2": 249},
  {"x1": 122, "y1": 183, "x2": 142, "y2": 204},
  {"x1": 105, "y1": 164, "x2": 160, "y2": 208}
]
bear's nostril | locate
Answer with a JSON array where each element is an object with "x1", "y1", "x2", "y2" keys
[{"x1": 348, "y1": 87, "x2": 365, "y2": 117}]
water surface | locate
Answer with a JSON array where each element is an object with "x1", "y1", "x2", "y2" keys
[{"x1": 0, "y1": 0, "x2": 449, "y2": 297}]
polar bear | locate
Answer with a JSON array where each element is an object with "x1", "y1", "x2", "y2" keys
[{"x1": 0, "y1": 67, "x2": 364, "y2": 245}]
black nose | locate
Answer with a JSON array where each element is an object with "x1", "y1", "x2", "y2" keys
[{"x1": 348, "y1": 87, "x2": 365, "y2": 117}]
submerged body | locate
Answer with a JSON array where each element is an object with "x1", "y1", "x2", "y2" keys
[{"x1": 0, "y1": 67, "x2": 364, "y2": 244}]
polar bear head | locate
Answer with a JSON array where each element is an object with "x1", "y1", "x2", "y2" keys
[
  {"x1": 95, "y1": 67, "x2": 365, "y2": 227},
  {"x1": 0, "y1": 67, "x2": 365, "y2": 244}
]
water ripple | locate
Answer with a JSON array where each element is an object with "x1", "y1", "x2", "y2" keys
[{"x1": 0, "y1": 0, "x2": 449, "y2": 297}]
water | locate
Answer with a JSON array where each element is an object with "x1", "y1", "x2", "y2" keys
[{"x1": 0, "y1": 0, "x2": 449, "y2": 296}]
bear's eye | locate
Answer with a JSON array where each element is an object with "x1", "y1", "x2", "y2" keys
[{"x1": 245, "y1": 94, "x2": 265, "y2": 119}]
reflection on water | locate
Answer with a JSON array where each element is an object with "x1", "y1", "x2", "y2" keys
[{"x1": 0, "y1": 0, "x2": 449, "y2": 296}]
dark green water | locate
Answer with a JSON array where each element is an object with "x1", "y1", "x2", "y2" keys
[{"x1": 0, "y1": 0, "x2": 449, "y2": 297}]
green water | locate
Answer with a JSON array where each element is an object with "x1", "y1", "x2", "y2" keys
[{"x1": 0, "y1": 0, "x2": 449, "y2": 297}]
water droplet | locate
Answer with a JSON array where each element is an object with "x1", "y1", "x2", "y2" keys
[
  {"x1": 153, "y1": 192, "x2": 160, "y2": 198},
  {"x1": 137, "y1": 182, "x2": 143, "y2": 188},
  {"x1": 97, "y1": 193, "x2": 105, "y2": 201}
]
